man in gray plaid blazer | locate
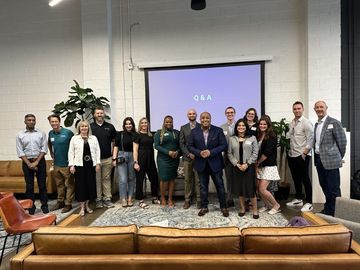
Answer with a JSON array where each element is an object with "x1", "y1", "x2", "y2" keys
[{"x1": 313, "y1": 101, "x2": 347, "y2": 216}]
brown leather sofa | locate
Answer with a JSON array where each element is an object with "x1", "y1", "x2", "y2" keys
[
  {"x1": 0, "y1": 160, "x2": 56, "y2": 193},
  {"x1": 10, "y1": 212, "x2": 360, "y2": 270}
]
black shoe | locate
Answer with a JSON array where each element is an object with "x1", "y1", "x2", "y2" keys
[
  {"x1": 320, "y1": 209, "x2": 331, "y2": 215},
  {"x1": 238, "y1": 212, "x2": 245, "y2": 217},
  {"x1": 253, "y1": 214, "x2": 259, "y2": 219},
  {"x1": 29, "y1": 206, "x2": 36, "y2": 215},
  {"x1": 221, "y1": 208, "x2": 229, "y2": 217},
  {"x1": 41, "y1": 205, "x2": 49, "y2": 214},
  {"x1": 227, "y1": 200, "x2": 235, "y2": 208},
  {"x1": 198, "y1": 208, "x2": 209, "y2": 216}
]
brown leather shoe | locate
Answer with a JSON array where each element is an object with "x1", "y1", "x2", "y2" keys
[
  {"x1": 221, "y1": 208, "x2": 229, "y2": 217},
  {"x1": 53, "y1": 201, "x2": 65, "y2": 211},
  {"x1": 183, "y1": 201, "x2": 191, "y2": 209},
  {"x1": 61, "y1": 205, "x2": 72, "y2": 213},
  {"x1": 198, "y1": 208, "x2": 209, "y2": 216}
]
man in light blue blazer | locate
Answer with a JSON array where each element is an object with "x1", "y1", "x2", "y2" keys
[
  {"x1": 313, "y1": 101, "x2": 347, "y2": 216},
  {"x1": 187, "y1": 112, "x2": 229, "y2": 217}
]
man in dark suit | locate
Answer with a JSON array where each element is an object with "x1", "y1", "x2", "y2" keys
[
  {"x1": 180, "y1": 109, "x2": 201, "y2": 209},
  {"x1": 313, "y1": 101, "x2": 347, "y2": 216},
  {"x1": 188, "y1": 112, "x2": 229, "y2": 217}
]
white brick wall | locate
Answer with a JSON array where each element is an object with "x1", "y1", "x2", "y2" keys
[
  {"x1": 0, "y1": 0, "x2": 83, "y2": 159},
  {"x1": 0, "y1": 0, "x2": 343, "y2": 181}
]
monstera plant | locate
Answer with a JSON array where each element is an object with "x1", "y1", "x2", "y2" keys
[{"x1": 52, "y1": 80, "x2": 110, "y2": 127}]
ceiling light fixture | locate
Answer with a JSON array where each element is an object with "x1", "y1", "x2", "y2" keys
[{"x1": 49, "y1": 0, "x2": 63, "y2": 7}]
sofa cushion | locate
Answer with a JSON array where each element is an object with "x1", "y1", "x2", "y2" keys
[
  {"x1": 137, "y1": 226, "x2": 240, "y2": 254},
  {"x1": 241, "y1": 224, "x2": 352, "y2": 254},
  {"x1": 0, "y1": 161, "x2": 9, "y2": 176},
  {"x1": 8, "y1": 161, "x2": 23, "y2": 176},
  {"x1": 33, "y1": 225, "x2": 137, "y2": 255}
]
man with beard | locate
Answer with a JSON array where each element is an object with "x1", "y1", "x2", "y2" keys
[
  {"x1": 180, "y1": 109, "x2": 201, "y2": 209},
  {"x1": 286, "y1": 101, "x2": 313, "y2": 212},
  {"x1": 90, "y1": 107, "x2": 117, "y2": 208}
]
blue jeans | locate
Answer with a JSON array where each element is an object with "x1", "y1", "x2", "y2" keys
[
  {"x1": 197, "y1": 163, "x2": 226, "y2": 209},
  {"x1": 116, "y1": 151, "x2": 136, "y2": 200}
]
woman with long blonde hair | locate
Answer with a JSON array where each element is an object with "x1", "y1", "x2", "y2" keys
[
  {"x1": 133, "y1": 117, "x2": 159, "y2": 209},
  {"x1": 68, "y1": 120, "x2": 100, "y2": 216}
]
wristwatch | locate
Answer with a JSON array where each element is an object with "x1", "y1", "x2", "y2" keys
[{"x1": 134, "y1": 161, "x2": 138, "y2": 164}]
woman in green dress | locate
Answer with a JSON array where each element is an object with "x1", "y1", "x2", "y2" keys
[{"x1": 154, "y1": 115, "x2": 180, "y2": 207}]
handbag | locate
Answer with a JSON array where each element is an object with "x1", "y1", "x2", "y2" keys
[{"x1": 116, "y1": 132, "x2": 126, "y2": 164}]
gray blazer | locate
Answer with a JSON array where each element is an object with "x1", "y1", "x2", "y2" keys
[
  {"x1": 180, "y1": 122, "x2": 200, "y2": 161},
  {"x1": 316, "y1": 116, "x2": 347, "y2": 170},
  {"x1": 227, "y1": 135, "x2": 258, "y2": 166},
  {"x1": 221, "y1": 122, "x2": 235, "y2": 143}
]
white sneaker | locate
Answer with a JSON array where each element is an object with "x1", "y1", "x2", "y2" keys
[
  {"x1": 286, "y1": 199, "x2": 303, "y2": 207},
  {"x1": 301, "y1": 203, "x2": 313, "y2": 212}
]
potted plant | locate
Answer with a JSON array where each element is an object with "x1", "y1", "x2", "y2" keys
[
  {"x1": 52, "y1": 80, "x2": 110, "y2": 127},
  {"x1": 272, "y1": 118, "x2": 291, "y2": 200}
]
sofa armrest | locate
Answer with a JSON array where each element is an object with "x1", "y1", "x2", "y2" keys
[
  {"x1": 335, "y1": 197, "x2": 360, "y2": 223},
  {"x1": 301, "y1": 211, "x2": 328, "y2": 225},
  {"x1": 302, "y1": 211, "x2": 360, "y2": 256},
  {"x1": 316, "y1": 213, "x2": 360, "y2": 243},
  {"x1": 10, "y1": 244, "x2": 35, "y2": 270}
]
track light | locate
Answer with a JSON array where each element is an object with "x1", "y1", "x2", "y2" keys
[
  {"x1": 49, "y1": 0, "x2": 63, "y2": 7},
  {"x1": 191, "y1": 0, "x2": 206, "y2": 11}
]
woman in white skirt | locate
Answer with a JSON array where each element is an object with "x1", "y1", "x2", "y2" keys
[{"x1": 256, "y1": 115, "x2": 281, "y2": 215}]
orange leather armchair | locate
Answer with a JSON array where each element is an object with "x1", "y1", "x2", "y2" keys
[
  {"x1": 0, "y1": 192, "x2": 33, "y2": 209},
  {"x1": 0, "y1": 194, "x2": 56, "y2": 265}
]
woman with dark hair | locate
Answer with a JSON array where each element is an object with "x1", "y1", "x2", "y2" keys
[
  {"x1": 154, "y1": 115, "x2": 180, "y2": 207},
  {"x1": 228, "y1": 119, "x2": 259, "y2": 218},
  {"x1": 112, "y1": 117, "x2": 137, "y2": 207},
  {"x1": 256, "y1": 115, "x2": 281, "y2": 215},
  {"x1": 243, "y1": 108, "x2": 259, "y2": 137},
  {"x1": 133, "y1": 117, "x2": 159, "y2": 209}
]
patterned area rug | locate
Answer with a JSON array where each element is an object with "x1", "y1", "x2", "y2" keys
[
  {"x1": 0, "y1": 200, "x2": 80, "y2": 258},
  {"x1": 91, "y1": 199, "x2": 288, "y2": 228}
]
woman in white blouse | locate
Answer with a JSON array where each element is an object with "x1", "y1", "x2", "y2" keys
[{"x1": 68, "y1": 120, "x2": 100, "y2": 216}]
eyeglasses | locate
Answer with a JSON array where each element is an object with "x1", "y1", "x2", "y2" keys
[{"x1": 226, "y1": 112, "x2": 235, "y2": 114}]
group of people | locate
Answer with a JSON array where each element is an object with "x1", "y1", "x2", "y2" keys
[
  {"x1": 15, "y1": 100, "x2": 346, "y2": 218},
  {"x1": 16, "y1": 107, "x2": 118, "y2": 216}
]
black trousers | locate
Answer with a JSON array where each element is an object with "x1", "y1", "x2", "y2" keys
[
  {"x1": 288, "y1": 155, "x2": 312, "y2": 203},
  {"x1": 22, "y1": 157, "x2": 48, "y2": 207},
  {"x1": 135, "y1": 162, "x2": 159, "y2": 200}
]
